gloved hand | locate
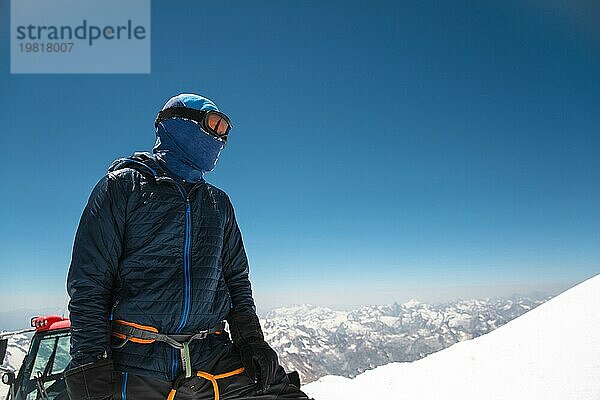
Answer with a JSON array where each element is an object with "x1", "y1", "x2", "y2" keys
[
  {"x1": 64, "y1": 357, "x2": 114, "y2": 400},
  {"x1": 227, "y1": 309, "x2": 279, "y2": 394},
  {"x1": 237, "y1": 340, "x2": 279, "y2": 394}
]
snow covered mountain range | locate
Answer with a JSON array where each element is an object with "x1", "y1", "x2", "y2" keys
[
  {"x1": 304, "y1": 274, "x2": 600, "y2": 400},
  {"x1": 262, "y1": 295, "x2": 549, "y2": 383}
]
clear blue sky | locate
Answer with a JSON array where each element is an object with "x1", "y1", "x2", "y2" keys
[{"x1": 1, "y1": 0, "x2": 598, "y2": 311}]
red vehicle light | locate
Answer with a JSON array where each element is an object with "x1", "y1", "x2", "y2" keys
[{"x1": 30, "y1": 316, "x2": 70, "y2": 332}]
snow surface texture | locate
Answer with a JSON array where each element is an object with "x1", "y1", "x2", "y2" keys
[
  {"x1": 263, "y1": 295, "x2": 548, "y2": 382},
  {"x1": 304, "y1": 274, "x2": 600, "y2": 400}
]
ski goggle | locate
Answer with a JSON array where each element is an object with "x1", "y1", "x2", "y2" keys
[{"x1": 155, "y1": 107, "x2": 233, "y2": 141}]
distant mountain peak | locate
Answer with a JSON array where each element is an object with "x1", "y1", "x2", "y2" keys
[{"x1": 402, "y1": 299, "x2": 421, "y2": 308}]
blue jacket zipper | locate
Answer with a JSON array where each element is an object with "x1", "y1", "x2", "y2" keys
[
  {"x1": 171, "y1": 185, "x2": 194, "y2": 379},
  {"x1": 121, "y1": 372, "x2": 128, "y2": 400}
]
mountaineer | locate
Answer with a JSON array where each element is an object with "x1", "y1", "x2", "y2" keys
[{"x1": 64, "y1": 93, "x2": 312, "y2": 400}]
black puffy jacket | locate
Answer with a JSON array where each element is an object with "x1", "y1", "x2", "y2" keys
[{"x1": 66, "y1": 152, "x2": 256, "y2": 381}]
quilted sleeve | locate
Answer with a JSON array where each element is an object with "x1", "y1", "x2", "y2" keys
[
  {"x1": 221, "y1": 195, "x2": 257, "y2": 315},
  {"x1": 66, "y1": 173, "x2": 128, "y2": 366}
]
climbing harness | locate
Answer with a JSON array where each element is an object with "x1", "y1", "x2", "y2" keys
[{"x1": 110, "y1": 320, "x2": 224, "y2": 379}]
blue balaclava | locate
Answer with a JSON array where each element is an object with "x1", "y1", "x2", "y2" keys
[{"x1": 152, "y1": 93, "x2": 226, "y2": 183}]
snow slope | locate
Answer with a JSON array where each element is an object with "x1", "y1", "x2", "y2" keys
[{"x1": 304, "y1": 274, "x2": 600, "y2": 400}]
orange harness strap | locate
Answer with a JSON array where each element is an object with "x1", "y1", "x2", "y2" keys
[
  {"x1": 111, "y1": 319, "x2": 158, "y2": 344},
  {"x1": 166, "y1": 367, "x2": 246, "y2": 400}
]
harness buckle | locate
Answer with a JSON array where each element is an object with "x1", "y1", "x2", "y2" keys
[{"x1": 196, "y1": 330, "x2": 209, "y2": 340}]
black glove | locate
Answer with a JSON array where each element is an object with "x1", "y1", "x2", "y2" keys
[
  {"x1": 227, "y1": 309, "x2": 279, "y2": 394},
  {"x1": 64, "y1": 357, "x2": 114, "y2": 400}
]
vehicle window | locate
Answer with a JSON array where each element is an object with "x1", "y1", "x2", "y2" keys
[
  {"x1": 31, "y1": 336, "x2": 55, "y2": 376},
  {"x1": 51, "y1": 336, "x2": 70, "y2": 375},
  {"x1": 24, "y1": 333, "x2": 71, "y2": 400}
]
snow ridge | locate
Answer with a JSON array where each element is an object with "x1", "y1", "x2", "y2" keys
[{"x1": 304, "y1": 275, "x2": 600, "y2": 400}]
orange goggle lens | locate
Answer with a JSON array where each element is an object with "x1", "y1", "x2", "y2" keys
[{"x1": 206, "y1": 112, "x2": 231, "y2": 136}]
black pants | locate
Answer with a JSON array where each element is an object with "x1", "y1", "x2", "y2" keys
[{"x1": 112, "y1": 345, "x2": 314, "y2": 400}]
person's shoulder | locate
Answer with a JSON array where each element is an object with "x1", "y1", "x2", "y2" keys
[
  {"x1": 106, "y1": 152, "x2": 160, "y2": 184},
  {"x1": 96, "y1": 166, "x2": 146, "y2": 197},
  {"x1": 107, "y1": 166, "x2": 146, "y2": 183},
  {"x1": 102, "y1": 168, "x2": 144, "y2": 196},
  {"x1": 205, "y1": 181, "x2": 231, "y2": 204}
]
